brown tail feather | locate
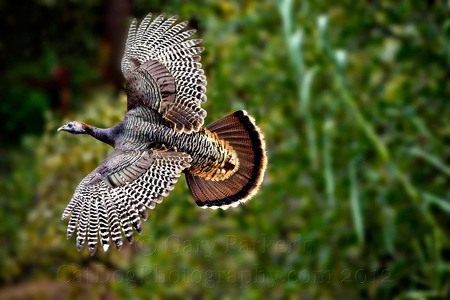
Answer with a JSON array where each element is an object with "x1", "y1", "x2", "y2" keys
[{"x1": 186, "y1": 110, "x2": 267, "y2": 209}]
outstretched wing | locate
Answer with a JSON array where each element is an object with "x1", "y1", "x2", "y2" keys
[
  {"x1": 122, "y1": 13, "x2": 207, "y2": 133},
  {"x1": 61, "y1": 148, "x2": 191, "y2": 254}
]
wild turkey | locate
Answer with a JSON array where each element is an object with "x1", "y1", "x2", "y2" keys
[{"x1": 58, "y1": 13, "x2": 267, "y2": 254}]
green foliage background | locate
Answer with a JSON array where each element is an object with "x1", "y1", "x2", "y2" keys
[{"x1": 1, "y1": 0, "x2": 450, "y2": 298}]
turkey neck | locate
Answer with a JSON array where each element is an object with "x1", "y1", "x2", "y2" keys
[{"x1": 85, "y1": 125, "x2": 119, "y2": 147}]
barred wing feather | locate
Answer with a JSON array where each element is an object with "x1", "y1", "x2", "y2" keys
[
  {"x1": 122, "y1": 13, "x2": 207, "y2": 133},
  {"x1": 62, "y1": 148, "x2": 191, "y2": 254}
]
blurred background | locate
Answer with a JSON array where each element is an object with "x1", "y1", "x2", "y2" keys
[{"x1": 1, "y1": 0, "x2": 449, "y2": 298}]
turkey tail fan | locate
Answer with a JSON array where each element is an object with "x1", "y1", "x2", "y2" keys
[{"x1": 186, "y1": 110, "x2": 267, "y2": 209}]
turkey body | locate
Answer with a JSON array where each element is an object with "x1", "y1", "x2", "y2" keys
[
  {"x1": 104, "y1": 107, "x2": 238, "y2": 181},
  {"x1": 58, "y1": 13, "x2": 267, "y2": 254}
]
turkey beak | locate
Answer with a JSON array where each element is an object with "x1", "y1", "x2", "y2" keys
[{"x1": 57, "y1": 125, "x2": 66, "y2": 132}]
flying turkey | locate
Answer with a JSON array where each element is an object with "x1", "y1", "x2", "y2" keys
[{"x1": 58, "y1": 13, "x2": 267, "y2": 254}]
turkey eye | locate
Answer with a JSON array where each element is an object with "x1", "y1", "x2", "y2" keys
[{"x1": 68, "y1": 124, "x2": 73, "y2": 128}]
